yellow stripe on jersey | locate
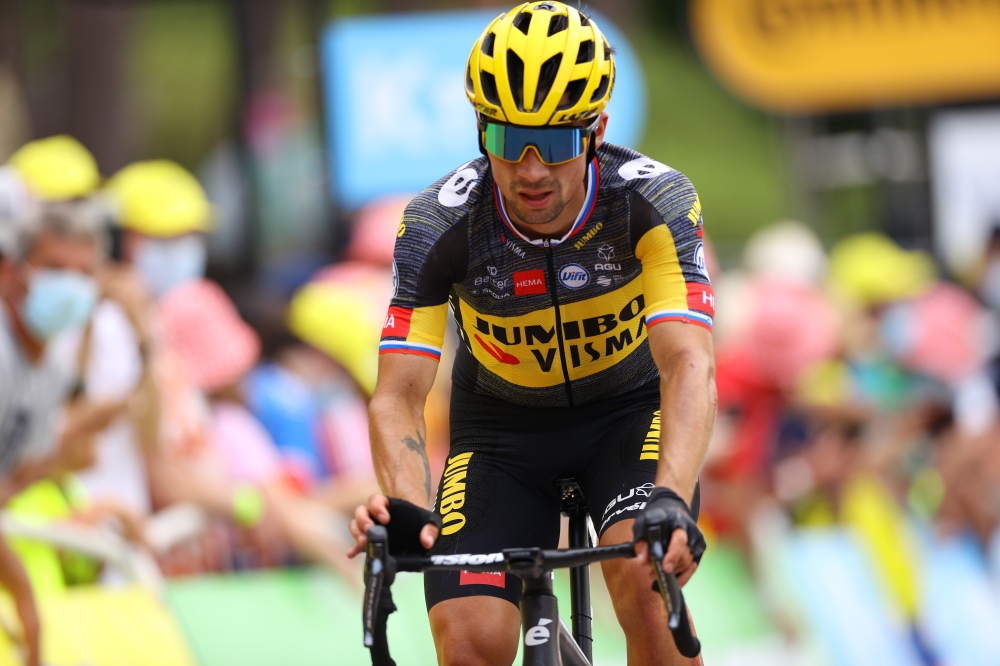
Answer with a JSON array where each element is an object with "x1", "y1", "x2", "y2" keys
[
  {"x1": 458, "y1": 277, "x2": 649, "y2": 388},
  {"x1": 409, "y1": 304, "x2": 448, "y2": 349},
  {"x1": 635, "y1": 224, "x2": 688, "y2": 316}
]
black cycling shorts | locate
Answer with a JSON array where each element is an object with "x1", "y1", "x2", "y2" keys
[{"x1": 425, "y1": 382, "x2": 700, "y2": 610}]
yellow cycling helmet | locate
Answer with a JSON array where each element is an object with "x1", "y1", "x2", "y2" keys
[
  {"x1": 107, "y1": 160, "x2": 211, "y2": 237},
  {"x1": 466, "y1": 2, "x2": 615, "y2": 126},
  {"x1": 7, "y1": 135, "x2": 100, "y2": 201}
]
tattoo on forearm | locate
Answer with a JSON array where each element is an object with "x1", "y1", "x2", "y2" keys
[{"x1": 402, "y1": 431, "x2": 431, "y2": 500}]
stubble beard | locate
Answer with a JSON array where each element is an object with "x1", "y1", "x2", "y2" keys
[{"x1": 505, "y1": 178, "x2": 569, "y2": 227}]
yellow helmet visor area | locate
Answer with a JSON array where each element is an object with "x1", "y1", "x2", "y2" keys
[{"x1": 480, "y1": 115, "x2": 599, "y2": 165}]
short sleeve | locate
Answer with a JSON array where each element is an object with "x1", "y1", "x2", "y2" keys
[
  {"x1": 379, "y1": 195, "x2": 468, "y2": 361},
  {"x1": 629, "y1": 175, "x2": 714, "y2": 331}
]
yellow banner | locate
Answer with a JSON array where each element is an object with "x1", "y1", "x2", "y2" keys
[
  {"x1": 691, "y1": 0, "x2": 1000, "y2": 113},
  {"x1": 458, "y1": 277, "x2": 648, "y2": 388}
]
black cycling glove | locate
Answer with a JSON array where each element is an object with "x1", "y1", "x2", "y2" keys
[
  {"x1": 383, "y1": 497, "x2": 443, "y2": 556},
  {"x1": 631, "y1": 487, "x2": 706, "y2": 565}
]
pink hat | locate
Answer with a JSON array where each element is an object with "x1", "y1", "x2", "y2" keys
[
  {"x1": 345, "y1": 195, "x2": 413, "y2": 266},
  {"x1": 881, "y1": 283, "x2": 987, "y2": 384},
  {"x1": 159, "y1": 279, "x2": 261, "y2": 392}
]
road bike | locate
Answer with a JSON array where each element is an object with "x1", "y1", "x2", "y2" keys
[{"x1": 362, "y1": 481, "x2": 701, "y2": 665}]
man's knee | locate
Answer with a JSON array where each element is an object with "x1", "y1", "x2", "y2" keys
[{"x1": 429, "y1": 596, "x2": 521, "y2": 666}]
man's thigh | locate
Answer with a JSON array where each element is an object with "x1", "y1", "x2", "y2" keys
[
  {"x1": 429, "y1": 596, "x2": 520, "y2": 666},
  {"x1": 600, "y1": 520, "x2": 703, "y2": 666}
]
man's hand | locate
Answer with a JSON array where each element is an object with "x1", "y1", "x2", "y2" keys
[
  {"x1": 634, "y1": 527, "x2": 698, "y2": 586},
  {"x1": 347, "y1": 494, "x2": 440, "y2": 558},
  {"x1": 632, "y1": 487, "x2": 705, "y2": 587}
]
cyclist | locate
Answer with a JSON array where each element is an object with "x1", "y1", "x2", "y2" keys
[{"x1": 349, "y1": 3, "x2": 715, "y2": 664}]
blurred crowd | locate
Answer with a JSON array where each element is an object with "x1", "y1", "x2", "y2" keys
[
  {"x1": 0, "y1": 135, "x2": 396, "y2": 665},
  {"x1": 1, "y1": 133, "x2": 1000, "y2": 666},
  {"x1": 698, "y1": 221, "x2": 1000, "y2": 663}
]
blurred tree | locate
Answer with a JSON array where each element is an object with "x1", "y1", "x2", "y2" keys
[
  {"x1": 0, "y1": 0, "x2": 32, "y2": 159},
  {"x1": 11, "y1": 0, "x2": 134, "y2": 174},
  {"x1": 65, "y1": 0, "x2": 134, "y2": 173}
]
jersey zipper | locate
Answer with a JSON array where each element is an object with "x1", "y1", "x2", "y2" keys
[{"x1": 543, "y1": 238, "x2": 575, "y2": 408}]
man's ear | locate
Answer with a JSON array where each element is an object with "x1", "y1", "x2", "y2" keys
[{"x1": 594, "y1": 112, "x2": 609, "y2": 150}]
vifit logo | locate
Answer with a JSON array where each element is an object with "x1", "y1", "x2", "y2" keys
[
  {"x1": 558, "y1": 264, "x2": 590, "y2": 289},
  {"x1": 514, "y1": 269, "x2": 546, "y2": 296}
]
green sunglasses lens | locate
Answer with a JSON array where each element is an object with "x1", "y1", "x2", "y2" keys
[{"x1": 482, "y1": 123, "x2": 586, "y2": 165}]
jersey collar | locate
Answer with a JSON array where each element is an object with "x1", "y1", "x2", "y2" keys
[{"x1": 493, "y1": 157, "x2": 599, "y2": 248}]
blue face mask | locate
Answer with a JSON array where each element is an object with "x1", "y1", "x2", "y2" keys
[
  {"x1": 135, "y1": 235, "x2": 207, "y2": 297},
  {"x1": 21, "y1": 269, "x2": 99, "y2": 341}
]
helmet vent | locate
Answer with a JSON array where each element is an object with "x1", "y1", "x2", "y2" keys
[
  {"x1": 575, "y1": 40, "x2": 594, "y2": 64},
  {"x1": 580, "y1": 13, "x2": 591, "y2": 27},
  {"x1": 482, "y1": 32, "x2": 496, "y2": 57},
  {"x1": 507, "y1": 51, "x2": 526, "y2": 110},
  {"x1": 466, "y1": 65, "x2": 475, "y2": 94},
  {"x1": 535, "y1": 53, "x2": 563, "y2": 111},
  {"x1": 557, "y1": 79, "x2": 587, "y2": 110},
  {"x1": 547, "y1": 15, "x2": 568, "y2": 36},
  {"x1": 480, "y1": 71, "x2": 501, "y2": 106},
  {"x1": 590, "y1": 74, "x2": 610, "y2": 103},
  {"x1": 513, "y1": 11, "x2": 532, "y2": 35}
]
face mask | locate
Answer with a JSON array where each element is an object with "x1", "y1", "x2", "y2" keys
[
  {"x1": 135, "y1": 235, "x2": 207, "y2": 297},
  {"x1": 21, "y1": 269, "x2": 99, "y2": 341}
]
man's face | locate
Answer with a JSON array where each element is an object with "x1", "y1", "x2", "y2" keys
[
  {"x1": 0, "y1": 231, "x2": 98, "y2": 305},
  {"x1": 488, "y1": 114, "x2": 608, "y2": 228}
]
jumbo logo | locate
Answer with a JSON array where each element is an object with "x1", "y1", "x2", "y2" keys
[
  {"x1": 559, "y1": 264, "x2": 590, "y2": 289},
  {"x1": 438, "y1": 452, "x2": 473, "y2": 536}
]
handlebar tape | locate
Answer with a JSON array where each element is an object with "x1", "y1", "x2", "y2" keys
[
  {"x1": 670, "y1": 589, "x2": 701, "y2": 659},
  {"x1": 369, "y1": 584, "x2": 397, "y2": 666}
]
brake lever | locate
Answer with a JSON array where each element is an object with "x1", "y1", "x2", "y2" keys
[
  {"x1": 363, "y1": 525, "x2": 392, "y2": 648},
  {"x1": 644, "y1": 509, "x2": 701, "y2": 658}
]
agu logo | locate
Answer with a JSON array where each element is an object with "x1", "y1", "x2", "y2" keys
[{"x1": 558, "y1": 264, "x2": 590, "y2": 289}]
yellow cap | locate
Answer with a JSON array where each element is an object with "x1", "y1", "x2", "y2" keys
[
  {"x1": 466, "y1": 2, "x2": 615, "y2": 126},
  {"x1": 7, "y1": 135, "x2": 100, "y2": 201},
  {"x1": 828, "y1": 233, "x2": 936, "y2": 306},
  {"x1": 107, "y1": 160, "x2": 211, "y2": 237},
  {"x1": 287, "y1": 280, "x2": 382, "y2": 395}
]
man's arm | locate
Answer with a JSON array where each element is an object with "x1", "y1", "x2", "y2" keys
[
  {"x1": 633, "y1": 320, "x2": 716, "y2": 585},
  {"x1": 368, "y1": 353, "x2": 439, "y2": 504},
  {"x1": 648, "y1": 321, "x2": 716, "y2": 504},
  {"x1": 348, "y1": 352, "x2": 440, "y2": 557}
]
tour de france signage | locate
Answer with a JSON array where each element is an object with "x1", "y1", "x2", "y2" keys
[{"x1": 690, "y1": 0, "x2": 1000, "y2": 114}]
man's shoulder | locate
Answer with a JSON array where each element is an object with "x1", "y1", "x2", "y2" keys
[
  {"x1": 404, "y1": 156, "x2": 491, "y2": 231},
  {"x1": 597, "y1": 143, "x2": 696, "y2": 206}
]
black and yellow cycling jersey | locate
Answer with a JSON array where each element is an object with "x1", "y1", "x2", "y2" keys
[{"x1": 380, "y1": 142, "x2": 713, "y2": 408}]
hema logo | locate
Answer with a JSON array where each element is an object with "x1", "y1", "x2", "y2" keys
[{"x1": 558, "y1": 264, "x2": 590, "y2": 289}]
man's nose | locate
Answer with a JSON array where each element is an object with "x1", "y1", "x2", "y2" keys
[{"x1": 515, "y1": 147, "x2": 551, "y2": 183}]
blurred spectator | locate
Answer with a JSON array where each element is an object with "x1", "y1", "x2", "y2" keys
[
  {"x1": 0, "y1": 199, "x2": 123, "y2": 666},
  {"x1": 160, "y1": 278, "x2": 362, "y2": 580}
]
